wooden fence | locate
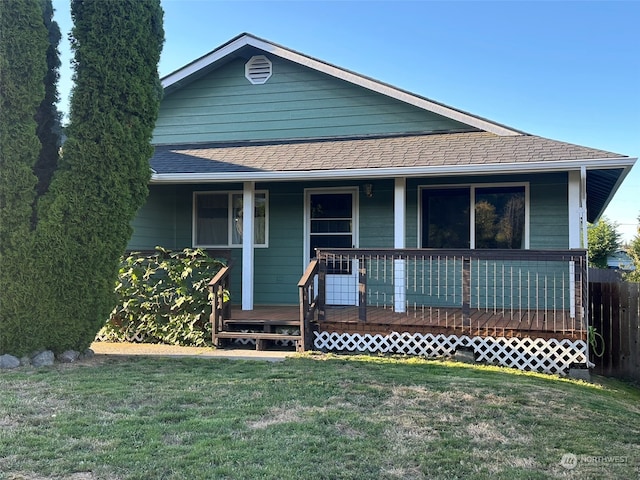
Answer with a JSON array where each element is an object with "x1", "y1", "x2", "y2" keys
[{"x1": 589, "y1": 276, "x2": 640, "y2": 383}]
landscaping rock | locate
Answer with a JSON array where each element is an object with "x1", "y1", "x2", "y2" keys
[
  {"x1": 58, "y1": 350, "x2": 80, "y2": 363},
  {"x1": 0, "y1": 354, "x2": 20, "y2": 369},
  {"x1": 31, "y1": 350, "x2": 55, "y2": 367},
  {"x1": 81, "y1": 348, "x2": 95, "y2": 360}
]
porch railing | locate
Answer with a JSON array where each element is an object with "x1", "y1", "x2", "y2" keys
[
  {"x1": 208, "y1": 261, "x2": 232, "y2": 346},
  {"x1": 312, "y1": 248, "x2": 588, "y2": 338},
  {"x1": 298, "y1": 259, "x2": 319, "y2": 350}
]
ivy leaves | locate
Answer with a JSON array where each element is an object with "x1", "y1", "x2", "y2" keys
[{"x1": 102, "y1": 248, "x2": 225, "y2": 346}]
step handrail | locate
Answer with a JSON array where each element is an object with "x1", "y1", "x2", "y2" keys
[
  {"x1": 298, "y1": 259, "x2": 319, "y2": 350},
  {"x1": 208, "y1": 260, "x2": 233, "y2": 346}
]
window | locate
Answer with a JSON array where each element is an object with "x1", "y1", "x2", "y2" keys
[
  {"x1": 421, "y1": 185, "x2": 527, "y2": 249},
  {"x1": 194, "y1": 192, "x2": 267, "y2": 247}
]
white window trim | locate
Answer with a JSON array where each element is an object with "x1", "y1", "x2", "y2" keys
[
  {"x1": 418, "y1": 182, "x2": 530, "y2": 249},
  {"x1": 192, "y1": 190, "x2": 269, "y2": 248}
]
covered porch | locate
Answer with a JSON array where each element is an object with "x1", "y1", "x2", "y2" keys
[{"x1": 209, "y1": 248, "x2": 589, "y2": 374}]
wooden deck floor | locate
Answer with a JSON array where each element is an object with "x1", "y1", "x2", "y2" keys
[{"x1": 229, "y1": 305, "x2": 586, "y2": 340}]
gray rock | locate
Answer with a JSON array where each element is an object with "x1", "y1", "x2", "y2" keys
[
  {"x1": 81, "y1": 348, "x2": 95, "y2": 359},
  {"x1": 0, "y1": 354, "x2": 21, "y2": 369},
  {"x1": 58, "y1": 350, "x2": 80, "y2": 363},
  {"x1": 31, "y1": 350, "x2": 55, "y2": 367}
]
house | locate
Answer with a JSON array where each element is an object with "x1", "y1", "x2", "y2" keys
[
  {"x1": 128, "y1": 33, "x2": 636, "y2": 373},
  {"x1": 607, "y1": 250, "x2": 635, "y2": 271}
]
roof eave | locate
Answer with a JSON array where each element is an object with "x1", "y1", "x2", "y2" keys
[
  {"x1": 589, "y1": 161, "x2": 636, "y2": 223},
  {"x1": 150, "y1": 156, "x2": 636, "y2": 184}
]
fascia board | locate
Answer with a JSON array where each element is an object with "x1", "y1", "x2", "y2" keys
[
  {"x1": 161, "y1": 34, "x2": 522, "y2": 137},
  {"x1": 161, "y1": 35, "x2": 250, "y2": 88},
  {"x1": 150, "y1": 156, "x2": 637, "y2": 184}
]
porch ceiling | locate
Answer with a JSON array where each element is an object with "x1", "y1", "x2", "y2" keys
[{"x1": 586, "y1": 167, "x2": 626, "y2": 223}]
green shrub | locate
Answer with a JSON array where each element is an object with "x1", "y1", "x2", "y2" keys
[
  {"x1": 0, "y1": 0, "x2": 49, "y2": 355},
  {"x1": 99, "y1": 248, "x2": 225, "y2": 346}
]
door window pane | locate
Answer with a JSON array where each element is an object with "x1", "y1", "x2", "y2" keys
[{"x1": 311, "y1": 193, "x2": 352, "y2": 219}]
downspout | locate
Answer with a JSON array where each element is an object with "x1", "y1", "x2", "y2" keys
[{"x1": 580, "y1": 166, "x2": 592, "y2": 367}]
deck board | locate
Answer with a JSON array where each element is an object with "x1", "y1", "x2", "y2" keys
[{"x1": 228, "y1": 304, "x2": 586, "y2": 340}]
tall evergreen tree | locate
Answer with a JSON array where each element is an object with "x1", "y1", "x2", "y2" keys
[
  {"x1": 0, "y1": 0, "x2": 48, "y2": 354},
  {"x1": 33, "y1": 0, "x2": 62, "y2": 201},
  {"x1": 32, "y1": 0, "x2": 164, "y2": 353}
]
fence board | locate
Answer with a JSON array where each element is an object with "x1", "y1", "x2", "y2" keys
[{"x1": 589, "y1": 276, "x2": 640, "y2": 383}]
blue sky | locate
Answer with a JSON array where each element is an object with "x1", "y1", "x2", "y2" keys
[{"x1": 52, "y1": 0, "x2": 639, "y2": 241}]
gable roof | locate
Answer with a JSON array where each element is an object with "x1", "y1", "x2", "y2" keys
[
  {"x1": 161, "y1": 33, "x2": 522, "y2": 137},
  {"x1": 154, "y1": 33, "x2": 636, "y2": 223}
]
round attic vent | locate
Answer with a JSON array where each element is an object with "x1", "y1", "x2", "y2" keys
[{"x1": 245, "y1": 55, "x2": 272, "y2": 84}]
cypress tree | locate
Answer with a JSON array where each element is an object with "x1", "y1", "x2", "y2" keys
[
  {"x1": 0, "y1": 0, "x2": 48, "y2": 354},
  {"x1": 32, "y1": 0, "x2": 164, "y2": 352},
  {"x1": 33, "y1": 0, "x2": 62, "y2": 200}
]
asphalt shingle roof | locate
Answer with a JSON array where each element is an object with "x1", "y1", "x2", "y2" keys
[{"x1": 151, "y1": 132, "x2": 626, "y2": 175}]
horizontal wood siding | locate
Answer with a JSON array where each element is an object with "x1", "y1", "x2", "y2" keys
[
  {"x1": 359, "y1": 180, "x2": 394, "y2": 248},
  {"x1": 528, "y1": 173, "x2": 568, "y2": 249},
  {"x1": 128, "y1": 185, "x2": 178, "y2": 250},
  {"x1": 154, "y1": 56, "x2": 472, "y2": 144},
  {"x1": 254, "y1": 183, "x2": 304, "y2": 305}
]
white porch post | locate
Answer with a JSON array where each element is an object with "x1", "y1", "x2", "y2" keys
[
  {"x1": 394, "y1": 178, "x2": 406, "y2": 313},
  {"x1": 568, "y1": 169, "x2": 588, "y2": 249},
  {"x1": 242, "y1": 181, "x2": 255, "y2": 310},
  {"x1": 580, "y1": 166, "x2": 588, "y2": 249}
]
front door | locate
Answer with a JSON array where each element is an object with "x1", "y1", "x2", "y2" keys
[{"x1": 306, "y1": 190, "x2": 358, "y2": 305}]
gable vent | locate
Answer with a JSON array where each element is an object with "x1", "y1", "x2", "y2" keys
[{"x1": 245, "y1": 55, "x2": 272, "y2": 84}]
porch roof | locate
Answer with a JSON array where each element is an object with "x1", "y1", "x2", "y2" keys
[{"x1": 150, "y1": 131, "x2": 635, "y2": 222}]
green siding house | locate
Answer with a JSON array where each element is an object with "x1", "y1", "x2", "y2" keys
[{"x1": 129, "y1": 33, "x2": 635, "y2": 373}]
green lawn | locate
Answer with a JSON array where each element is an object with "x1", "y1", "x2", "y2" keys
[{"x1": 1, "y1": 353, "x2": 638, "y2": 479}]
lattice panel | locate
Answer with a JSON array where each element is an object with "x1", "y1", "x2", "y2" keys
[
  {"x1": 314, "y1": 331, "x2": 587, "y2": 375},
  {"x1": 95, "y1": 328, "x2": 146, "y2": 343}
]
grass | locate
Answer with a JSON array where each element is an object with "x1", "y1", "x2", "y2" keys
[{"x1": 0, "y1": 353, "x2": 639, "y2": 480}]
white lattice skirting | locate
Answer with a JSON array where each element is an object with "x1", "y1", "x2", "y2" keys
[
  {"x1": 95, "y1": 329, "x2": 146, "y2": 343},
  {"x1": 314, "y1": 331, "x2": 587, "y2": 375}
]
